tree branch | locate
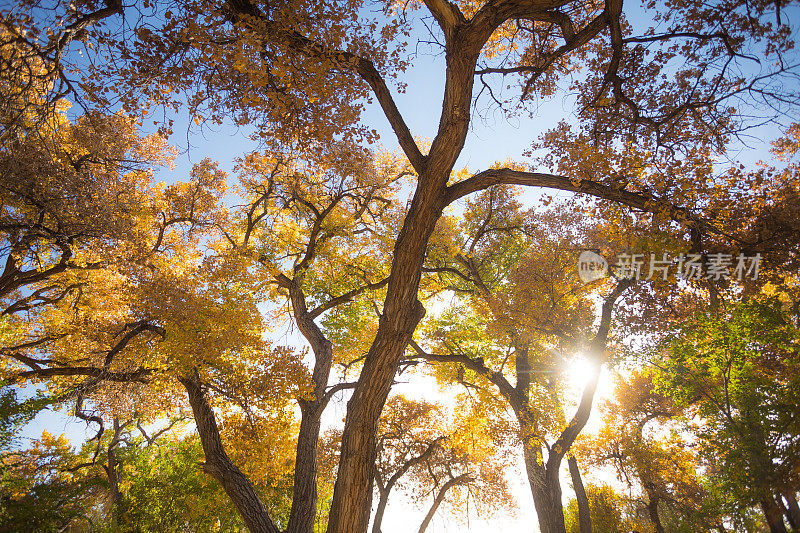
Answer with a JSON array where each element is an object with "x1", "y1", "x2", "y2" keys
[
  {"x1": 224, "y1": 0, "x2": 426, "y2": 173},
  {"x1": 546, "y1": 278, "x2": 632, "y2": 471},
  {"x1": 445, "y1": 167, "x2": 727, "y2": 238},
  {"x1": 407, "y1": 339, "x2": 523, "y2": 413}
]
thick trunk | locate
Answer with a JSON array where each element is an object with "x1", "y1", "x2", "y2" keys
[
  {"x1": 567, "y1": 455, "x2": 592, "y2": 533},
  {"x1": 530, "y1": 482, "x2": 567, "y2": 533},
  {"x1": 325, "y1": 196, "x2": 443, "y2": 532},
  {"x1": 783, "y1": 493, "x2": 800, "y2": 530},
  {"x1": 762, "y1": 497, "x2": 789, "y2": 533},
  {"x1": 181, "y1": 374, "x2": 280, "y2": 533},
  {"x1": 325, "y1": 28, "x2": 482, "y2": 533},
  {"x1": 523, "y1": 440, "x2": 567, "y2": 533},
  {"x1": 287, "y1": 408, "x2": 323, "y2": 533}
]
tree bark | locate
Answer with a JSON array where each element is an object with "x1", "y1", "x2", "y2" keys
[
  {"x1": 326, "y1": 30, "x2": 484, "y2": 532},
  {"x1": 285, "y1": 278, "x2": 335, "y2": 533},
  {"x1": 105, "y1": 418, "x2": 124, "y2": 528},
  {"x1": 568, "y1": 455, "x2": 592, "y2": 533},
  {"x1": 181, "y1": 373, "x2": 280, "y2": 533},
  {"x1": 371, "y1": 485, "x2": 390, "y2": 533},
  {"x1": 324, "y1": 193, "x2": 442, "y2": 533},
  {"x1": 644, "y1": 484, "x2": 665, "y2": 533},
  {"x1": 762, "y1": 496, "x2": 789, "y2": 533},
  {"x1": 288, "y1": 408, "x2": 323, "y2": 533},
  {"x1": 522, "y1": 439, "x2": 567, "y2": 533},
  {"x1": 783, "y1": 493, "x2": 800, "y2": 530}
]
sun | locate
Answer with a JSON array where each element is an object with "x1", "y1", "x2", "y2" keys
[
  {"x1": 564, "y1": 353, "x2": 616, "y2": 428},
  {"x1": 566, "y1": 354, "x2": 600, "y2": 389}
]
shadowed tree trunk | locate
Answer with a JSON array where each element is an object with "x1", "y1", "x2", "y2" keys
[
  {"x1": 104, "y1": 418, "x2": 124, "y2": 528},
  {"x1": 180, "y1": 373, "x2": 281, "y2": 533},
  {"x1": 568, "y1": 455, "x2": 592, "y2": 533},
  {"x1": 644, "y1": 483, "x2": 665, "y2": 533},
  {"x1": 783, "y1": 492, "x2": 800, "y2": 530},
  {"x1": 762, "y1": 496, "x2": 789, "y2": 533}
]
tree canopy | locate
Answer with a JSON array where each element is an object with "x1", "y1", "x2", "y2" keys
[{"x1": 2, "y1": 0, "x2": 800, "y2": 532}]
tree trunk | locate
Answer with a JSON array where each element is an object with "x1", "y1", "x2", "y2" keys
[
  {"x1": 567, "y1": 455, "x2": 592, "y2": 533},
  {"x1": 762, "y1": 496, "x2": 789, "y2": 533},
  {"x1": 181, "y1": 373, "x2": 280, "y2": 533},
  {"x1": 372, "y1": 486, "x2": 390, "y2": 533},
  {"x1": 417, "y1": 474, "x2": 471, "y2": 533},
  {"x1": 530, "y1": 482, "x2": 568, "y2": 533},
  {"x1": 523, "y1": 441, "x2": 567, "y2": 533},
  {"x1": 324, "y1": 196, "x2": 441, "y2": 533},
  {"x1": 286, "y1": 278, "x2": 334, "y2": 533},
  {"x1": 644, "y1": 486, "x2": 665, "y2": 533},
  {"x1": 106, "y1": 418, "x2": 123, "y2": 527},
  {"x1": 287, "y1": 407, "x2": 323, "y2": 533},
  {"x1": 325, "y1": 30, "x2": 482, "y2": 533},
  {"x1": 783, "y1": 493, "x2": 800, "y2": 530}
]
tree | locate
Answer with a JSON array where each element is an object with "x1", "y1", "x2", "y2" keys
[
  {"x1": 409, "y1": 191, "x2": 634, "y2": 533},
  {"x1": 0, "y1": 431, "x2": 104, "y2": 532},
  {"x1": 3, "y1": 0, "x2": 799, "y2": 531},
  {"x1": 564, "y1": 483, "x2": 648, "y2": 533},
  {"x1": 366, "y1": 395, "x2": 513, "y2": 533},
  {"x1": 654, "y1": 296, "x2": 800, "y2": 532},
  {"x1": 577, "y1": 371, "x2": 725, "y2": 533}
]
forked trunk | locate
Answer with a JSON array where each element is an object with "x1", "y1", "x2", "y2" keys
[{"x1": 523, "y1": 441, "x2": 567, "y2": 533}]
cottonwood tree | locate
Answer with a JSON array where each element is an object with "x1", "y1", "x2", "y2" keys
[
  {"x1": 318, "y1": 395, "x2": 513, "y2": 533},
  {"x1": 409, "y1": 189, "x2": 635, "y2": 532},
  {"x1": 3, "y1": 0, "x2": 799, "y2": 531},
  {"x1": 0, "y1": 100, "x2": 242, "y2": 440},
  {"x1": 654, "y1": 296, "x2": 800, "y2": 533},
  {"x1": 576, "y1": 371, "x2": 724, "y2": 533},
  {"x1": 368, "y1": 395, "x2": 513, "y2": 533},
  {"x1": 186, "y1": 142, "x2": 409, "y2": 533},
  {"x1": 563, "y1": 483, "x2": 652, "y2": 533}
]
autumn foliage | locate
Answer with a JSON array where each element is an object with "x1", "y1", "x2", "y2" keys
[{"x1": 2, "y1": 0, "x2": 800, "y2": 532}]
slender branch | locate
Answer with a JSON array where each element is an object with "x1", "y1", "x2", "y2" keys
[
  {"x1": 308, "y1": 277, "x2": 390, "y2": 319},
  {"x1": 224, "y1": 0, "x2": 426, "y2": 173},
  {"x1": 546, "y1": 278, "x2": 632, "y2": 470},
  {"x1": 445, "y1": 167, "x2": 730, "y2": 238},
  {"x1": 407, "y1": 339, "x2": 523, "y2": 413}
]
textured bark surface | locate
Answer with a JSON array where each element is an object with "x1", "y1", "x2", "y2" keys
[
  {"x1": 326, "y1": 29, "x2": 483, "y2": 533},
  {"x1": 762, "y1": 497, "x2": 790, "y2": 533},
  {"x1": 568, "y1": 455, "x2": 592, "y2": 533},
  {"x1": 784, "y1": 493, "x2": 800, "y2": 530},
  {"x1": 283, "y1": 277, "x2": 335, "y2": 533},
  {"x1": 181, "y1": 374, "x2": 281, "y2": 533}
]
